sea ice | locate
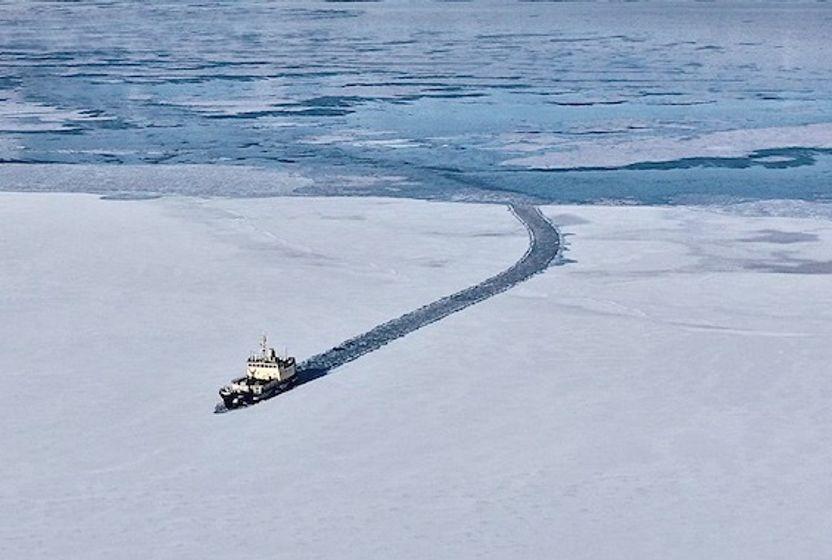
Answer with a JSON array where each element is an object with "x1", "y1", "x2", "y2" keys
[{"x1": 2, "y1": 193, "x2": 831, "y2": 559}]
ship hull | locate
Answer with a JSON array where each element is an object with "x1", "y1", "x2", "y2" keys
[{"x1": 218, "y1": 376, "x2": 296, "y2": 410}]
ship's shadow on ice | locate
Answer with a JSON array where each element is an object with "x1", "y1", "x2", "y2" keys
[
  {"x1": 296, "y1": 366, "x2": 330, "y2": 385},
  {"x1": 214, "y1": 367, "x2": 329, "y2": 413}
]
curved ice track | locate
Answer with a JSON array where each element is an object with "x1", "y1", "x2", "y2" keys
[{"x1": 294, "y1": 204, "x2": 561, "y2": 386}]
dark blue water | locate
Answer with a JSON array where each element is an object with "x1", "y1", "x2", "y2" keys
[{"x1": 1, "y1": 1, "x2": 832, "y2": 203}]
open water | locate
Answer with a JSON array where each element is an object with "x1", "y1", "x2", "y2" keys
[{"x1": 2, "y1": 1, "x2": 831, "y2": 203}]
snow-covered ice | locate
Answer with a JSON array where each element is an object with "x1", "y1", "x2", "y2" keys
[
  {"x1": 2, "y1": 193, "x2": 831, "y2": 559},
  {"x1": 0, "y1": 164, "x2": 311, "y2": 197}
]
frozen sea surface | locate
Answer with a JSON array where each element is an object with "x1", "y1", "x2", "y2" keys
[
  {"x1": 2, "y1": 1, "x2": 832, "y2": 203},
  {"x1": 3, "y1": 193, "x2": 832, "y2": 559}
]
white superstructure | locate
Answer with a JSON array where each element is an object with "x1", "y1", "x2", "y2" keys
[{"x1": 246, "y1": 335, "x2": 296, "y2": 382}]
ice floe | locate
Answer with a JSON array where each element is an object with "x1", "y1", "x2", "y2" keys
[{"x1": 504, "y1": 123, "x2": 832, "y2": 170}]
